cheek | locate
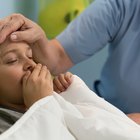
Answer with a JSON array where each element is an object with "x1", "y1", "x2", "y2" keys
[
  {"x1": 0, "y1": 67, "x2": 24, "y2": 104},
  {"x1": 0, "y1": 67, "x2": 24, "y2": 103},
  {"x1": 0, "y1": 67, "x2": 24, "y2": 91},
  {"x1": 6, "y1": 69, "x2": 23, "y2": 83}
]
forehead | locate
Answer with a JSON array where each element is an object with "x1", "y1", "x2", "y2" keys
[
  {"x1": 0, "y1": 39, "x2": 30, "y2": 54},
  {"x1": 0, "y1": 38, "x2": 11, "y2": 49}
]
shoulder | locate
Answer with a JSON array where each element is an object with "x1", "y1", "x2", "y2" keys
[{"x1": 88, "y1": 0, "x2": 139, "y2": 13}]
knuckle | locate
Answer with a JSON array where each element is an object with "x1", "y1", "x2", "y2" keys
[
  {"x1": 30, "y1": 77, "x2": 36, "y2": 83},
  {"x1": 60, "y1": 74, "x2": 63, "y2": 76},
  {"x1": 58, "y1": 84, "x2": 63, "y2": 89},
  {"x1": 65, "y1": 75, "x2": 69, "y2": 80},
  {"x1": 11, "y1": 13, "x2": 24, "y2": 19},
  {"x1": 10, "y1": 13, "x2": 25, "y2": 25},
  {"x1": 39, "y1": 77, "x2": 46, "y2": 85},
  {"x1": 0, "y1": 23, "x2": 11, "y2": 33},
  {"x1": 59, "y1": 74, "x2": 63, "y2": 79}
]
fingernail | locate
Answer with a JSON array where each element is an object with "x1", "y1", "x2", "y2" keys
[{"x1": 11, "y1": 34, "x2": 17, "y2": 40}]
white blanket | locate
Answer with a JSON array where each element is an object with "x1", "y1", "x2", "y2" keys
[{"x1": 0, "y1": 75, "x2": 140, "y2": 140}]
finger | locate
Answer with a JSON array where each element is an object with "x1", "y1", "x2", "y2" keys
[
  {"x1": 30, "y1": 63, "x2": 42, "y2": 79},
  {"x1": 53, "y1": 84, "x2": 61, "y2": 93},
  {"x1": 39, "y1": 65, "x2": 47, "y2": 78},
  {"x1": 22, "y1": 71, "x2": 31, "y2": 87},
  {"x1": 45, "y1": 68, "x2": 52, "y2": 80},
  {"x1": 0, "y1": 14, "x2": 25, "y2": 44},
  {"x1": 64, "y1": 72, "x2": 73, "y2": 84},
  {"x1": 58, "y1": 74, "x2": 69, "y2": 89},
  {"x1": 10, "y1": 29, "x2": 37, "y2": 43},
  {"x1": 10, "y1": 19, "x2": 42, "y2": 43},
  {"x1": 53, "y1": 77, "x2": 66, "y2": 92},
  {"x1": 47, "y1": 70, "x2": 54, "y2": 88},
  {"x1": 45, "y1": 69, "x2": 53, "y2": 87}
]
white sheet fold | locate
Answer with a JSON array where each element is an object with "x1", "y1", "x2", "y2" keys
[{"x1": 0, "y1": 75, "x2": 140, "y2": 140}]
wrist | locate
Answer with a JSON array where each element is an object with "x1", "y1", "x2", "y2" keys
[
  {"x1": 27, "y1": 95, "x2": 54, "y2": 110},
  {"x1": 34, "y1": 30, "x2": 49, "y2": 48},
  {"x1": 24, "y1": 94, "x2": 53, "y2": 109}
]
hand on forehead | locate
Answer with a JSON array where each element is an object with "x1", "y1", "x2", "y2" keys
[{"x1": 0, "y1": 36, "x2": 31, "y2": 59}]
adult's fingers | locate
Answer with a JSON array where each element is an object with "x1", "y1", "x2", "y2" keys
[
  {"x1": 10, "y1": 29, "x2": 36, "y2": 43},
  {"x1": 10, "y1": 17, "x2": 46, "y2": 44},
  {"x1": 0, "y1": 14, "x2": 25, "y2": 44}
]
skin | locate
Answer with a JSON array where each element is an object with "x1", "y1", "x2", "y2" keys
[
  {"x1": 53, "y1": 72, "x2": 73, "y2": 93},
  {"x1": 0, "y1": 38, "x2": 72, "y2": 112},
  {"x1": 0, "y1": 14, "x2": 139, "y2": 124},
  {"x1": 0, "y1": 39, "x2": 53, "y2": 112},
  {"x1": 0, "y1": 14, "x2": 73, "y2": 75}
]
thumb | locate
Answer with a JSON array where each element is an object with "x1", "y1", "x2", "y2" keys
[{"x1": 10, "y1": 30, "x2": 34, "y2": 43}]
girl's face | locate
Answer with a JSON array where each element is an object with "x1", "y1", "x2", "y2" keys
[{"x1": 0, "y1": 40, "x2": 36, "y2": 111}]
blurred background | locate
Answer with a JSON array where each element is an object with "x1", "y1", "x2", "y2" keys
[{"x1": 0, "y1": 0, "x2": 108, "y2": 90}]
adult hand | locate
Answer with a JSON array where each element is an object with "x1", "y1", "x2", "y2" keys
[
  {"x1": 0, "y1": 14, "x2": 73, "y2": 75},
  {"x1": 0, "y1": 14, "x2": 52, "y2": 67},
  {"x1": 0, "y1": 13, "x2": 48, "y2": 50},
  {"x1": 22, "y1": 64, "x2": 53, "y2": 108},
  {"x1": 0, "y1": 14, "x2": 48, "y2": 63},
  {"x1": 127, "y1": 113, "x2": 140, "y2": 125}
]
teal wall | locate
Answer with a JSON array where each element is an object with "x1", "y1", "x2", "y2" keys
[
  {"x1": 0, "y1": 1, "x2": 15, "y2": 18},
  {"x1": 70, "y1": 47, "x2": 108, "y2": 89},
  {"x1": 0, "y1": 1, "x2": 38, "y2": 21},
  {"x1": 14, "y1": 0, "x2": 38, "y2": 22},
  {"x1": 0, "y1": 1, "x2": 108, "y2": 89}
]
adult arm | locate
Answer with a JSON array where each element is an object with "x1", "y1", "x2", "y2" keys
[
  {"x1": 0, "y1": 0, "x2": 124, "y2": 74},
  {"x1": 127, "y1": 113, "x2": 140, "y2": 125}
]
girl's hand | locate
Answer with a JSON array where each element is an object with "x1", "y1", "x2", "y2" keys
[
  {"x1": 22, "y1": 64, "x2": 53, "y2": 108},
  {"x1": 53, "y1": 72, "x2": 73, "y2": 93}
]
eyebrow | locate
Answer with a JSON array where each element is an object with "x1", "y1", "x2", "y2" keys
[
  {"x1": 0, "y1": 49, "x2": 17, "y2": 58},
  {"x1": 1, "y1": 47, "x2": 31, "y2": 57}
]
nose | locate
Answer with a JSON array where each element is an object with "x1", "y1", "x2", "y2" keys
[{"x1": 23, "y1": 59, "x2": 36, "y2": 72}]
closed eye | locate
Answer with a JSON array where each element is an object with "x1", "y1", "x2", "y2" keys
[
  {"x1": 6, "y1": 59, "x2": 18, "y2": 64},
  {"x1": 28, "y1": 56, "x2": 33, "y2": 60}
]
